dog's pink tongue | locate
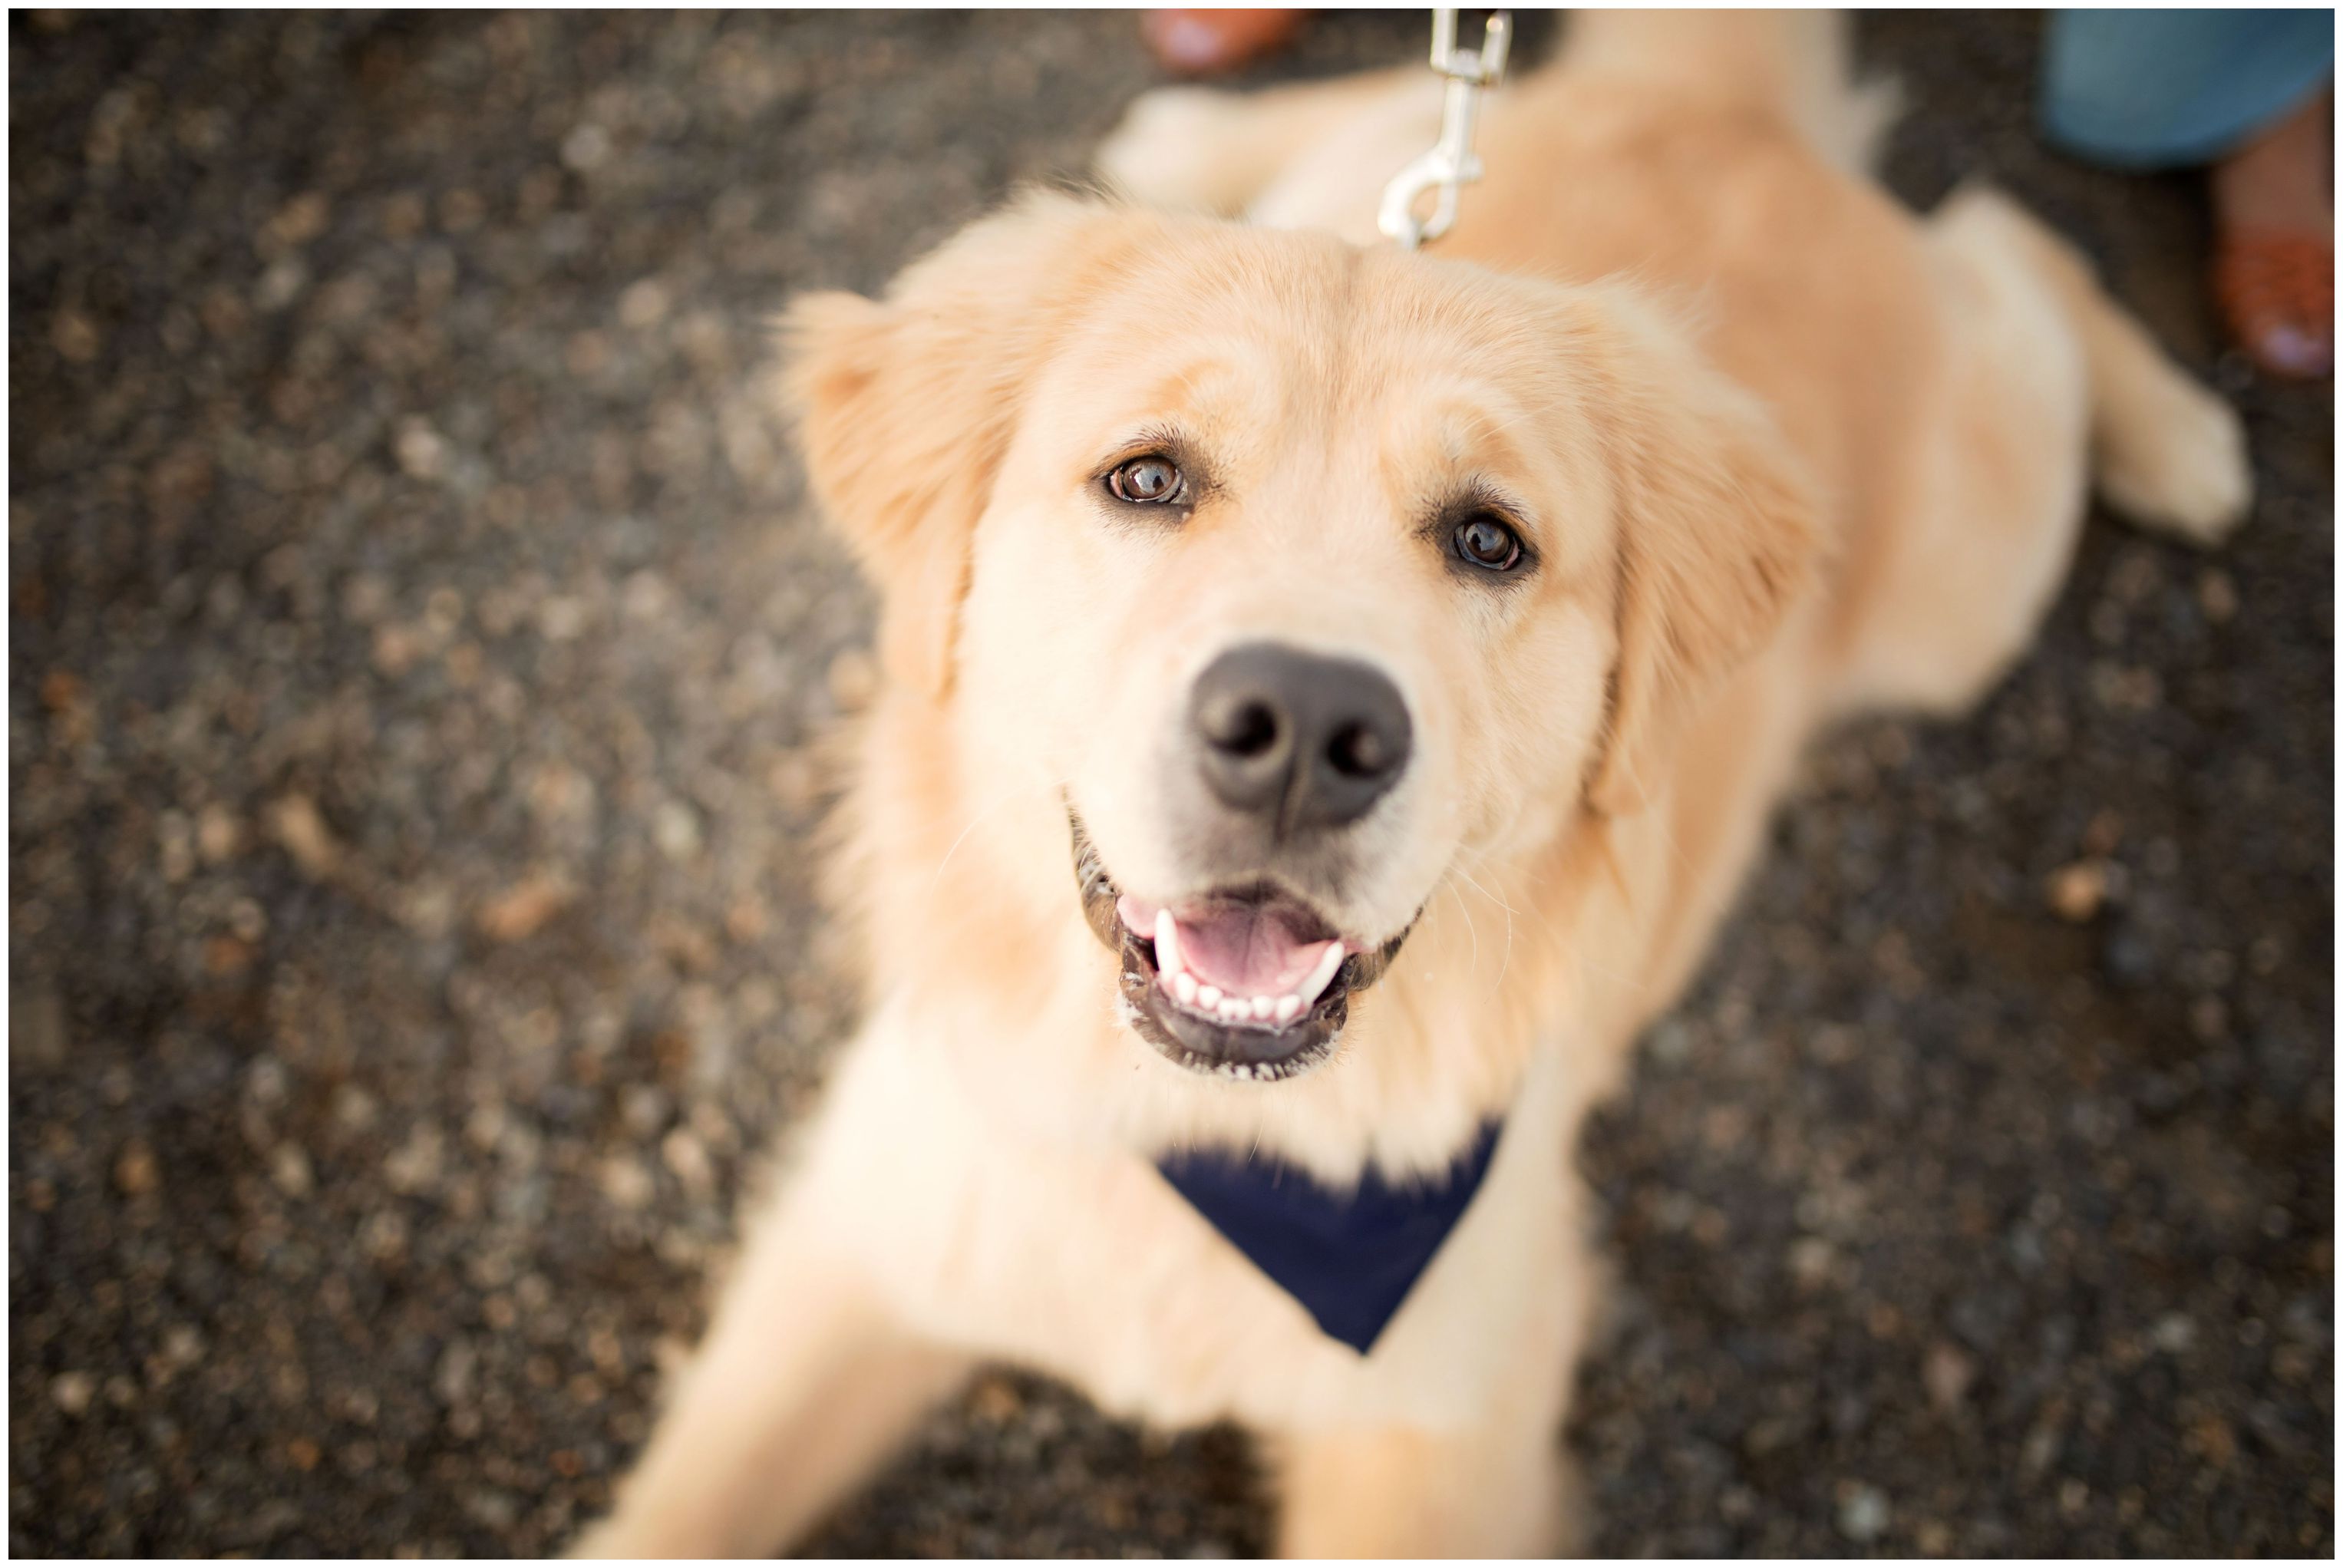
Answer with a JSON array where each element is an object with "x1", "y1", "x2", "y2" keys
[{"x1": 1173, "y1": 904, "x2": 1328, "y2": 995}]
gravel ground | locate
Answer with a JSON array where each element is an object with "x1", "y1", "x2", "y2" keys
[{"x1": 9, "y1": 11, "x2": 2331, "y2": 1557}]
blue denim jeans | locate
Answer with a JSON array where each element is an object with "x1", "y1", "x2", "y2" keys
[{"x1": 2041, "y1": 8, "x2": 2335, "y2": 169}]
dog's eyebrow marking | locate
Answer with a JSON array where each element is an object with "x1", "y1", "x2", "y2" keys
[
  {"x1": 1133, "y1": 356, "x2": 1258, "y2": 427},
  {"x1": 1389, "y1": 400, "x2": 1539, "y2": 510},
  {"x1": 1435, "y1": 396, "x2": 1541, "y2": 479},
  {"x1": 1374, "y1": 385, "x2": 1539, "y2": 503}
]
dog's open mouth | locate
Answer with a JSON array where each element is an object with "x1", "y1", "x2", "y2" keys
[{"x1": 1072, "y1": 818, "x2": 1411, "y2": 1081}]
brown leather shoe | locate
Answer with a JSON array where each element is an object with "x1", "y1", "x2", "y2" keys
[{"x1": 1143, "y1": 9, "x2": 1310, "y2": 76}]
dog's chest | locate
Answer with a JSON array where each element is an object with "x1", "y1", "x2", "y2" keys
[{"x1": 876, "y1": 1107, "x2": 1567, "y2": 1434}]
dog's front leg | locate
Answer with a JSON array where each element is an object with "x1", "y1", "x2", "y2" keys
[
  {"x1": 1271, "y1": 1413, "x2": 1579, "y2": 1559},
  {"x1": 575, "y1": 1160, "x2": 971, "y2": 1557},
  {"x1": 1270, "y1": 1222, "x2": 1594, "y2": 1558}
]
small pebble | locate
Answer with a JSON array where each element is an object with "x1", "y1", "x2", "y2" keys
[
  {"x1": 270, "y1": 1144, "x2": 314, "y2": 1198},
  {"x1": 51, "y1": 1372, "x2": 97, "y2": 1415},
  {"x1": 269, "y1": 795, "x2": 338, "y2": 880},
  {"x1": 652, "y1": 802, "x2": 702, "y2": 862},
  {"x1": 196, "y1": 804, "x2": 243, "y2": 864},
  {"x1": 1837, "y1": 1484, "x2": 1892, "y2": 1544},
  {"x1": 2197, "y1": 569, "x2": 2238, "y2": 624},
  {"x1": 476, "y1": 870, "x2": 574, "y2": 942},
  {"x1": 1922, "y1": 1341, "x2": 1975, "y2": 1413},
  {"x1": 597, "y1": 1156, "x2": 655, "y2": 1212},
  {"x1": 114, "y1": 1141, "x2": 159, "y2": 1197},
  {"x1": 394, "y1": 419, "x2": 448, "y2": 480},
  {"x1": 51, "y1": 308, "x2": 101, "y2": 363},
  {"x1": 2044, "y1": 860, "x2": 2109, "y2": 923}
]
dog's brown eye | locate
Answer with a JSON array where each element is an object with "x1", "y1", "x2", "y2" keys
[
  {"x1": 1109, "y1": 456, "x2": 1185, "y2": 504},
  {"x1": 1454, "y1": 515, "x2": 1523, "y2": 571}
]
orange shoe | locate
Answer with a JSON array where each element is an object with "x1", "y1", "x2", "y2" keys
[
  {"x1": 2213, "y1": 225, "x2": 2334, "y2": 380},
  {"x1": 1143, "y1": 9, "x2": 1310, "y2": 76}
]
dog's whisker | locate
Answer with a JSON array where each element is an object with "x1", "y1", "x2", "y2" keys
[
  {"x1": 1452, "y1": 864, "x2": 1517, "y2": 989},
  {"x1": 1439, "y1": 874, "x2": 1483, "y2": 982},
  {"x1": 926, "y1": 777, "x2": 1049, "y2": 893}
]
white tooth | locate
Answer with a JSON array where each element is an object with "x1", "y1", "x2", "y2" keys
[
  {"x1": 1295, "y1": 943, "x2": 1346, "y2": 1007},
  {"x1": 1218, "y1": 998, "x2": 1246, "y2": 1023},
  {"x1": 1172, "y1": 972, "x2": 1198, "y2": 1005},
  {"x1": 1197, "y1": 984, "x2": 1223, "y2": 1009},
  {"x1": 1250, "y1": 995, "x2": 1275, "y2": 1021},
  {"x1": 1274, "y1": 995, "x2": 1302, "y2": 1024},
  {"x1": 1153, "y1": 910, "x2": 1183, "y2": 977}
]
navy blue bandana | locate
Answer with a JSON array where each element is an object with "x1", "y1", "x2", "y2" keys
[{"x1": 1155, "y1": 1121, "x2": 1505, "y2": 1355}]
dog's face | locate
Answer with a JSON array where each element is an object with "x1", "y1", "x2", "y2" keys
[{"x1": 792, "y1": 196, "x2": 1815, "y2": 1083}]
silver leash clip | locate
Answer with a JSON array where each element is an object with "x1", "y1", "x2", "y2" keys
[{"x1": 1377, "y1": 8, "x2": 1513, "y2": 251}]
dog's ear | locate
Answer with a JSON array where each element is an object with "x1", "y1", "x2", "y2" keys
[
  {"x1": 1576, "y1": 291, "x2": 1827, "y2": 817},
  {"x1": 780, "y1": 192, "x2": 1128, "y2": 701}
]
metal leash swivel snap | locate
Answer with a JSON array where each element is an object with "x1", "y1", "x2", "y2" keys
[{"x1": 1377, "y1": 8, "x2": 1513, "y2": 251}]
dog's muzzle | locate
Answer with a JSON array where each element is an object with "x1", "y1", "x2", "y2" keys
[{"x1": 1072, "y1": 816, "x2": 1414, "y2": 1081}]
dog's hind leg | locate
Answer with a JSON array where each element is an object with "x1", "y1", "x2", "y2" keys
[
  {"x1": 1096, "y1": 68, "x2": 1428, "y2": 219},
  {"x1": 1826, "y1": 183, "x2": 2252, "y2": 719},
  {"x1": 573, "y1": 1189, "x2": 972, "y2": 1557},
  {"x1": 1939, "y1": 184, "x2": 2252, "y2": 546}
]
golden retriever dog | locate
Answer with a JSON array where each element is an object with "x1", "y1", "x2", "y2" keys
[{"x1": 579, "y1": 12, "x2": 2248, "y2": 1556}]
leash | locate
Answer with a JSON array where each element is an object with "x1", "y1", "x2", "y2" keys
[{"x1": 1377, "y1": 8, "x2": 1513, "y2": 249}]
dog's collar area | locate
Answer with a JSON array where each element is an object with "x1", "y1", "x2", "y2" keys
[
  {"x1": 1155, "y1": 1121, "x2": 1506, "y2": 1354},
  {"x1": 1071, "y1": 813, "x2": 1412, "y2": 1081}
]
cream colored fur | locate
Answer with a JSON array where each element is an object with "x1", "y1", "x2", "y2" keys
[{"x1": 579, "y1": 12, "x2": 2249, "y2": 1557}]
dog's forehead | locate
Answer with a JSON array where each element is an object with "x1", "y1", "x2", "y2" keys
[{"x1": 1050, "y1": 235, "x2": 1553, "y2": 431}]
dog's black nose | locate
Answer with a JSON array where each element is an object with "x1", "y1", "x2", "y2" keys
[{"x1": 1190, "y1": 642, "x2": 1412, "y2": 834}]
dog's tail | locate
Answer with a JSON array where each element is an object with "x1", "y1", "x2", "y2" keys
[{"x1": 1559, "y1": 10, "x2": 1904, "y2": 175}]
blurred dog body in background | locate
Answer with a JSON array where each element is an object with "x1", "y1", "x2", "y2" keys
[{"x1": 582, "y1": 12, "x2": 2246, "y2": 1556}]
